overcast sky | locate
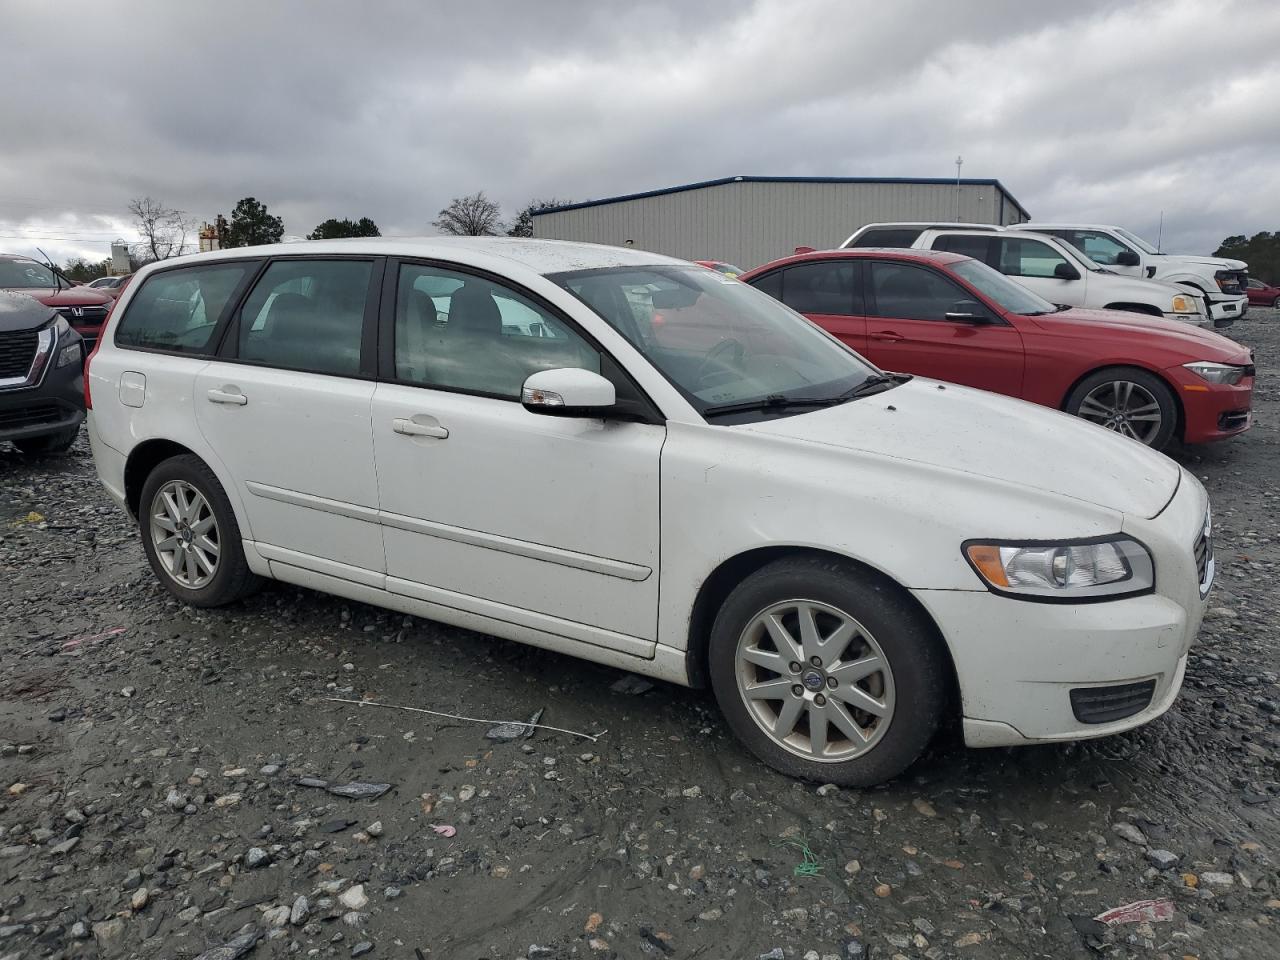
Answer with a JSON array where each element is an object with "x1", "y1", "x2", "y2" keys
[{"x1": 3, "y1": 0, "x2": 1278, "y2": 267}]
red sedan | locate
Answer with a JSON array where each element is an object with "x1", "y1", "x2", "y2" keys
[
  {"x1": 739, "y1": 249, "x2": 1254, "y2": 449},
  {"x1": 1247, "y1": 278, "x2": 1280, "y2": 309}
]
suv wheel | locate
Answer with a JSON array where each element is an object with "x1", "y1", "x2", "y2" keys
[
  {"x1": 139, "y1": 455, "x2": 261, "y2": 607},
  {"x1": 1066, "y1": 367, "x2": 1177, "y2": 449},
  {"x1": 15, "y1": 426, "x2": 79, "y2": 455},
  {"x1": 708, "y1": 555, "x2": 948, "y2": 787}
]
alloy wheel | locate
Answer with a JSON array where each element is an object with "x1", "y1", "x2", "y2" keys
[
  {"x1": 735, "y1": 600, "x2": 896, "y2": 762},
  {"x1": 1076, "y1": 379, "x2": 1164, "y2": 445},
  {"x1": 150, "y1": 480, "x2": 220, "y2": 589}
]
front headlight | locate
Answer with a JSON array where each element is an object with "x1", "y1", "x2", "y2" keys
[
  {"x1": 964, "y1": 537, "x2": 1154, "y2": 601},
  {"x1": 1170, "y1": 294, "x2": 1199, "y2": 314},
  {"x1": 51, "y1": 315, "x2": 72, "y2": 338},
  {"x1": 1183, "y1": 361, "x2": 1245, "y2": 385}
]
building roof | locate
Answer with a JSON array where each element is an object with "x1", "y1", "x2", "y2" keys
[{"x1": 532, "y1": 176, "x2": 1030, "y2": 220}]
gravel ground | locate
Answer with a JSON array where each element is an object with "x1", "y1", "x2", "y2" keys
[{"x1": 2, "y1": 311, "x2": 1278, "y2": 960}]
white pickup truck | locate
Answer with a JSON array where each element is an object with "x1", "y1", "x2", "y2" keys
[
  {"x1": 1017, "y1": 223, "x2": 1249, "y2": 327},
  {"x1": 910, "y1": 229, "x2": 1209, "y2": 326}
]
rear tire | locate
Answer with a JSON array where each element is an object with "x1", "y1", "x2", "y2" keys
[
  {"x1": 1065, "y1": 367, "x2": 1178, "y2": 450},
  {"x1": 708, "y1": 555, "x2": 948, "y2": 787},
  {"x1": 15, "y1": 426, "x2": 79, "y2": 455},
  {"x1": 1272, "y1": 296, "x2": 1279, "y2": 310},
  {"x1": 138, "y1": 454, "x2": 262, "y2": 607}
]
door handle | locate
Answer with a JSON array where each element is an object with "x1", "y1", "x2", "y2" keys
[
  {"x1": 392, "y1": 417, "x2": 449, "y2": 439},
  {"x1": 207, "y1": 388, "x2": 248, "y2": 406},
  {"x1": 870, "y1": 331, "x2": 905, "y2": 343}
]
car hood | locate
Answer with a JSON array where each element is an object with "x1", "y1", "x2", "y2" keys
[
  {"x1": 1150, "y1": 253, "x2": 1248, "y2": 272},
  {"x1": 1027, "y1": 307, "x2": 1252, "y2": 362},
  {"x1": 0, "y1": 290, "x2": 58, "y2": 333},
  {"x1": 0, "y1": 286, "x2": 114, "y2": 307},
  {"x1": 740, "y1": 378, "x2": 1182, "y2": 519}
]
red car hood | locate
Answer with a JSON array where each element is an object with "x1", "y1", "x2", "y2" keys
[
  {"x1": 3, "y1": 286, "x2": 114, "y2": 307},
  {"x1": 1026, "y1": 307, "x2": 1252, "y2": 363}
]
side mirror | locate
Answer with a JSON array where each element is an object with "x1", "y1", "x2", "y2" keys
[
  {"x1": 1053, "y1": 262, "x2": 1081, "y2": 281},
  {"x1": 521, "y1": 368, "x2": 616, "y2": 417},
  {"x1": 1115, "y1": 250, "x2": 1141, "y2": 267},
  {"x1": 944, "y1": 300, "x2": 988, "y2": 322}
]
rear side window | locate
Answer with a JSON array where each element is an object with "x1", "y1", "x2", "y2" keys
[
  {"x1": 778, "y1": 261, "x2": 860, "y2": 316},
  {"x1": 849, "y1": 228, "x2": 922, "y2": 249},
  {"x1": 114, "y1": 264, "x2": 250, "y2": 353},
  {"x1": 237, "y1": 259, "x2": 373, "y2": 376},
  {"x1": 931, "y1": 234, "x2": 994, "y2": 262}
]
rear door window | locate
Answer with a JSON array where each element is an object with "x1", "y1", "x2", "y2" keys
[
  {"x1": 237, "y1": 259, "x2": 374, "y2": 376},
  {"x1": 849, "y1": 228, "x2": 922, "y2": 249},
  {"x1": 114, "y1": 263, "x2": 251, "y2": 353},
  {"x1": 778, "y1": 261, "x2": 860, "y2": 315},
  {"x1": 931, "y1": 234, "x2": 995, "y2": 263}
]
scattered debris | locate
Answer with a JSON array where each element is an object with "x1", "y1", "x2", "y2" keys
[
  {"x1": 296, "y1": 777, "x2": 393, "y2": 801},
  {"x1": 777, "y1": 838, "x2": 823, "y2": 878},
  {"x1": 430, "y1": 824, "x2": 457, "y2": 838},
  {"x1": 486, "y1": 707, "x2": 545, "y2": 742},
  {"x1": 192, "y1": 927, "x2": 261, "y2": 960},
  {"x1": 609, "y1": 675, "x2": 654, "y2": 696},
  {"x1": 1093, "y1": 899, "x2": 1175, "y2": 926}
]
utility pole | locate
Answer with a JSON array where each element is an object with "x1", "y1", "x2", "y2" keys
[
  {"x1": 1156, "y1": 211, "x2": 1164, "y2": 253},
  {"x1": 954, "y1": 155, "x2": 964, "y2": 221}
]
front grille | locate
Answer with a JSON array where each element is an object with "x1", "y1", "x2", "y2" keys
[
  {"x1": 1218, "y1": 410, "x2": 1250, "y2": 431},
  {"x1": 56, "y1": 305, "x2": 109, "y2": 325},
  {"x1": 1194, "y1": 523, "x2": 1212, "y2": 587},
  {"x1": 1070, "y1": 680, "x2": 1157, "y2": 724},
  {"x1": 0, "y1": 330, "x2": 38, "y2": 379},
  {"x1": 0, "y1": 402, "x2": 61, "y2": 430}
]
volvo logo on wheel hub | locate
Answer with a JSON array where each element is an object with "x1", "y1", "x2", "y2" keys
[{"x1": 801, "y1": 670, "x2": 825, "y2": 691}]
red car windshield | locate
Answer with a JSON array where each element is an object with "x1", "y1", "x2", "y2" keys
[
  {"x1": 947, "y1": 258, "x2": 1059, "y2": 316},
  {"x1": 0, "y1": 259, "x2": 56, "y2": 289}
]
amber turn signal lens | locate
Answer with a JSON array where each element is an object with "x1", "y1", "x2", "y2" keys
[{"x1": 965, "y1": 544, "x2": 1009, "y2": 587}]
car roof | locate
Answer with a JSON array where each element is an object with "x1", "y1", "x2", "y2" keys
[
  {"x1": 142, "y1": 237, "x2": 687, "y2": 276},
  {"x1": 744, "y1": 247, "x2": 970, "y2": 275},
  {"x1": 0, "y1": 254, "x2": 40, "y2": 263},
  {"x1": 855, "y1": 221, "x2": 1002, "y2": 231},
  {"x1": 1019, "y1": 223, "x2": 1116, "y2": 230}
]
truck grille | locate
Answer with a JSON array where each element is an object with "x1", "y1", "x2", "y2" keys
[
  {"x1": 0, "y1": 330, "x2": 39, "y2": 379},
  {"x1": 1070, "y1": 680, "x2": 1156, "y2": 724}
]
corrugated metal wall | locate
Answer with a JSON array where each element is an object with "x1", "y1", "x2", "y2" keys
[{"x1": 533, "y1": 180, "x2": 1027, "y2": 269}]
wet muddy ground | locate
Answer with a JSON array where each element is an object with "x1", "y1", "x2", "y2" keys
[{"x1": 2, "y1": 312, "x2": 1278, "y2": 960}]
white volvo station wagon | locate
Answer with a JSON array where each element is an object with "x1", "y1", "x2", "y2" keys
[{"x1": 87, "y1": 238, "x2": 1213, "y2": 786}]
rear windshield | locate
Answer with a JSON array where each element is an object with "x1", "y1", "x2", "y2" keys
[{"x1": 847, "y1": 228, "x2": 922, "y2": 249}]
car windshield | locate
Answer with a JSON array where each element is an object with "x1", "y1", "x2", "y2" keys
[
  {"x1": 0, "y1": 259, "x2": 56, "y2": 288},
  {"x1": 948, "y1": 258, "x2": 1059, "y2": 315},
  {"x1": 711, "y1": 262, "x2": 744, "y2": 276},
  {"x1": 1114, "y1": 227, "x2": 1160, "y2": 255},
  {"x1": 549, "y1": 264, "x2": 882, "y2": 418}
]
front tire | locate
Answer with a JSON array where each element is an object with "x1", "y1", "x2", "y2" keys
[
  {"x1": 708, "y1": 555, "x2": 949, "y2": 787},
  {"x1": 138, "y1": 455, "x2": 261, "y2": 607},
  {"x1": 1065, "y1": 367, "x2": 1178, "y2": 450},
  {"x1": 14, "y1": 426, "x2": 79, "y2": 455}
]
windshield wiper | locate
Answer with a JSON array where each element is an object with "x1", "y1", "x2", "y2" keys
[
  {"x1": 702, "y1": 375, "x2": 904, "y2": 418},
  {"x1": 702, "y1": 393, "x2": 840, "y2": 418}
]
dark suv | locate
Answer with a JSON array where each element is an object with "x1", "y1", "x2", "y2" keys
[
  {"x1": 0, "y1": 291, "x2": 86, "y2": 454},
  {"x1": 0, "y1": 254, "x2": 114, "y2": 348}
]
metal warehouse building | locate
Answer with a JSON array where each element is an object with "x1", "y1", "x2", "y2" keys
[{"x1": 532, "y1": 175, "x2": 1029, "y2": 270}]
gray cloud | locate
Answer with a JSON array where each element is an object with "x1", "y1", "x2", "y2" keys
[{"x1": 2, "y1": 0, "x2": 1278, "y2": 265}]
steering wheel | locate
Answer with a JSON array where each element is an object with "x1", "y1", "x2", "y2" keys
[{"x1": 694, "y1": 338, "x2": 745, "y2": 389}]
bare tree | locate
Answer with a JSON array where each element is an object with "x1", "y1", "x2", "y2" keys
[
  {"x1": 128, "y1": 196, "x2": 193, "y2": 262},
  {"x1": 433, "y1": 191, "x2": 503, "y2": 236}
]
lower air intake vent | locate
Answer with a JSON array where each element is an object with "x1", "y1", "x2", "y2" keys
[{"x1": 1069, "y1": 680, "x2": 1156, "y2": 724}]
